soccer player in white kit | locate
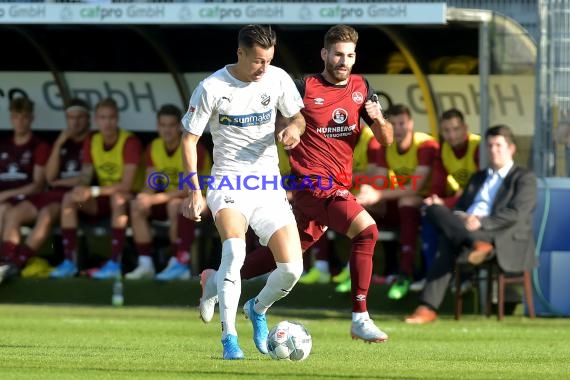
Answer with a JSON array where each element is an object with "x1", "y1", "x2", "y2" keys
[{"x1": 180, "y1": 25, "x2": 306, "y2": 360}]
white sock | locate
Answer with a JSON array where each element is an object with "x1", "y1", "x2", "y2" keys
[
  {"x1": 217, "y1": 238, "x2": 246, "y2": 339},
  {"x1": 314, "y1": 260, "x2": 329, "y2": 273},
  {"x1": 254, "y1": 260, "x2": 304, "y2": 315},
  {"x1": 352, "y1": 311, "x2": 370, "y2": 322},
  {"x1": 139, "y1": 255, "x2": 153, "y2": 268}
]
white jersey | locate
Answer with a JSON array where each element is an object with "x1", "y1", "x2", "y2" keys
[{"x1": 182, "y1": 65, "x2": 303, "y2": 179}]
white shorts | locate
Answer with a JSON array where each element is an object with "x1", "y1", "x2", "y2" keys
[{"x1": 206, "y1": 188, "x2": 295, "y2": 246}]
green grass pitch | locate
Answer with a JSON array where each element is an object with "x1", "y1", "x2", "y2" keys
[{"x1": 0, "y1": 304, "x2": 569, "y2": 379}]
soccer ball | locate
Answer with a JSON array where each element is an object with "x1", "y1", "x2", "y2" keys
[{"x1": 267, "y1": 320, "x2": 312, "y2": 361}]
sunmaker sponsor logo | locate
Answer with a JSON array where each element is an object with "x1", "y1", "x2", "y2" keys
[{"x1": 218, "y1": 110, "x2": 272, "y2": 128}]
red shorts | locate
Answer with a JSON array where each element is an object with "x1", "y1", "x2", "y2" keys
[
  {"x1": 369, "y1": 200, "x2": 400, "y2": 230},
  {"x1": 27, "y1": 188, "x2": 68, "y2": 210},
  {"x1": 150, "y1": 203, "x2": 168, "y2": 221},
  {"x1": 81, "y1": 195, "x2": 113, "y2": 224},
  {"x1": 86, "y1": 196, "x2": 112, "y2": 217},
  {"x1": 4, "y1": 195, "x2": 26, "y2": 206},
  {"x1": 292, "y1": 189, "x2": 364, "y2": 251}
]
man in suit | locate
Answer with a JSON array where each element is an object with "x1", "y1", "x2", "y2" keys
[{"x1": 404, "y1": 124, "x2": 537, "y2": 324}]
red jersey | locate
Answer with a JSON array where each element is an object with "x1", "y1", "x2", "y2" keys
[
  {"x1": 57, "y1": 138, "x2": 84, "y2": 181},
  {"x1": 0, "y1": 135, "x2": 50, "y2": 192},
  {"x1": 289, "y1": 74, "x2": 376, "y2": 197}
]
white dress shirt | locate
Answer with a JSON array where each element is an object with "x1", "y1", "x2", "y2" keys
[{"x1": 467, "y1": 160, "x2": 514, "y2": 217}]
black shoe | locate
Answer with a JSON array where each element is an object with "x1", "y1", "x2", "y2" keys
[{"x1": 0, "y1": 263, "x2": 20, "y2": 285}]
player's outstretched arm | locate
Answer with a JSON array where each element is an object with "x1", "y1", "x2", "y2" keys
[
  {"x1": 276, "y1": 112, "x2": 306, "y2": 150},
  {"x1": 180, "y1": 131, "x2": 205, "y2": 222}
]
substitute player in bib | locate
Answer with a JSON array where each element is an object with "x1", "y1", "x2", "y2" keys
[
  {"x1": 125, "y1": 104, "x2": 212, "y2": 281},
  {"x1": 414, "y1": 108, "x2": 480, "y2": 293},
  {"x1": 180, "y1": 25, "x2": 306, "y2": 360},
  {"x1": 199, "y1": 24, "x2": 394, "y2": 343},
  {"x1": 51, "y1": 98, "x2": 143, "y2": 279}
]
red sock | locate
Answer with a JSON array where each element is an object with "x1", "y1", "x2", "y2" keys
[
  {"x1": 110, "y1": 228, "x2": 126, "y2": 262},
  {"x1": 2, "y1": 241, "x2": 18, "y2": 262},
  {"x1": 14, "y1": 244, "x2": 35, "y2": 267},
  {"x1": 61, "y1": 228, "x2": 77, "y2": 261},
  {"x1": 175, "y1": 251, "x2": 190, "y2": 265},
  {"x1": 136, "y1": 242, "x2": 154, "y2": 257},
  {"x1": 240, "y1": 246, "x2": 275, "y2": 279},
  {"x1": 349, "y1": 225, "x2": 378, "y2": 313},
  {"x1": 175, "y1": 215, "x2": 195, "y2": 265},
  {"x1": 398, "y1": 206, "x2": 420, "y2": 277},
  {"x1": 313, "y1": 235, "x2": 330, "y2": 262}
]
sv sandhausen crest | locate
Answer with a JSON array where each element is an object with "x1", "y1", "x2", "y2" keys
[{"x1": 260, "y1": 93, "x2": 271, "y2": 106}]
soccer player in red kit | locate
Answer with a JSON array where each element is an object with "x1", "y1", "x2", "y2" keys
[
  {"x1": 1, "y1": 99, "x2": 90, "y2": 274},
  {"x1": 0, "y1": 97, "x2": 51, "y2": 281},
  {"x1": 199, "y1": 24, "x2": 394, "y2": 343}
]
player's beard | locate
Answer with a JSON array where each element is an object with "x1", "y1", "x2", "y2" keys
[{"x1": 325, "y1": 62, "x2": 351, "y2": 83}]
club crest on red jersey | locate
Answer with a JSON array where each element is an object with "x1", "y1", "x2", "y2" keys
[{"x1": 352, "y1": 91, "x2": 364, "y2": 104}]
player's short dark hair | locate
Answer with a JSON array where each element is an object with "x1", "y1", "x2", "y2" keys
[
  {"x1": 441, "y1": 108, "x2": 465, "y2": 124},
  {"x1": 486, "y1": 124, "x2": 517, "y2": 146},
  {"x1": 157, "y1": 104, "x2": 182, "y2": 120},
  {"x1": 9, "y1": 97, "x2": 34, "y2": 114},
  {"x1": 65, "y1": 98, "x2": 91, "y2": 113},
  {"x1": 386, "y1": 104, "x2": 412, "y2": 119},
  {"x1": 238, "y1": 25, "x2": 276, "y2": 50},
  {"x1": 324, "y1": 24, "x2": 359, "y2": 49}
]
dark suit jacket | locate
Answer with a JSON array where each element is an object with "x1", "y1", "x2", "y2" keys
[{"x1": 455, "y1": 165, "x2": 537, "y2": 272}]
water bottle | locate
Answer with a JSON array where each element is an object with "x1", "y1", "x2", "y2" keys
[{"x1": 112, "y1": 274, "x2": 124, "y2": 307}]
